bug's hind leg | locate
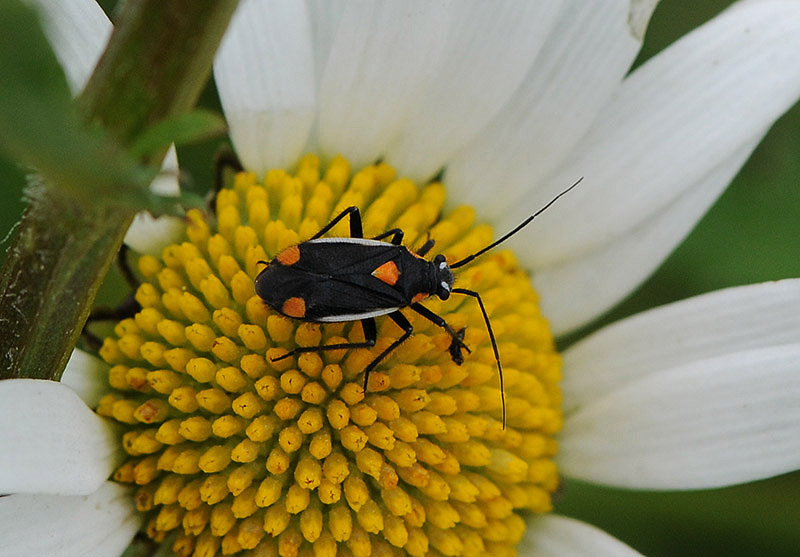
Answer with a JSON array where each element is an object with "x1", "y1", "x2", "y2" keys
[
  {"x1": 311, "y1": 206, "x2": 364, "y2": 239},
  {"x1": 82, "y1": 245, "x2": 142, "y2": 349},
  {"x1": 270, "y1": 317, "x2": 378, "y2": 363},
  {"x1": 410, "y1": 303, "x2": 471, "y2": 365},
  {"x1": 361, "y1": 311, "x2": 413, "y2": 389},
  {"x1": 271, "y1": 314, "x2": 413, "y2": 391}
]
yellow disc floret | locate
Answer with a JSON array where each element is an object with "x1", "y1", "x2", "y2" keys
[{"x1": 96, "y1": 154, "x2": 561, "y2": 556}]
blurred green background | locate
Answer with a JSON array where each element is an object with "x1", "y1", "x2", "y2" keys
[{"x1": 0, "y1": 1, "x2": 798, "y2": 555}]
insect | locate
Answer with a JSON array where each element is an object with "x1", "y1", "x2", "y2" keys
[{"x1": 255, "y1": 179, "x2": 581, "y2": 427}]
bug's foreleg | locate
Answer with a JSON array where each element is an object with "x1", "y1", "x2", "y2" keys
[
  {"x1": 416, "y1": 235, "x2": 435, "y2": 257},
  {"x1": 270, "y1": 317, "x2": 377, "y2": 364},
  {"x1": 362, "y1": 311, "x2": 413, "y2": 389},
  {"x1": 311, "y1": 206, "x2": 363, "y2": 239},
  {"x1": 410, "y1": 303, "x2": 471, "y2": 364}
]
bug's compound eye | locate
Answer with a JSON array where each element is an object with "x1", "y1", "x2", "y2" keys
[{"x1": 437, "y1": 280, "x2": 452, "y2": 300}]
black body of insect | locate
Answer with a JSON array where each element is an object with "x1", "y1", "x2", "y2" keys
[{"x1": 255, "y1": 179, "x2": 581, "y2": 427}]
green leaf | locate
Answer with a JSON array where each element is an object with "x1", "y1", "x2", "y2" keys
[
  {"x1": 0, "y1": 0, "x2": 154, "y2": 206},
  {"x1": 130, "y1": 109, "x2": 227, "y2": 159}
]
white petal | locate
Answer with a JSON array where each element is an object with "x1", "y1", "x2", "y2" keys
[
  {"x1": 562, "y1": 278, "x2": 800, "y2": 412},
  {"x1": 123, "y1": 145, "x2": 185, "y2": 255},
  {"x1": 124, "y1": 212, "x2": 185, "y2": 256},
  {"x1": 384, "y1": 2, "x2": 564, "y2": 182},
  {"x1": 506, "y1": 0, "x2": 800, "y2": 267},
  {"x1": 147, "y1": 146, "x2": 180, "y2": 197},
  {"x1": 559, "y1": 344, "x2": 800, "y2": 490},
  {"x1": 61, "y1": 348, "x2": 108, "y2": 408},
  {"x1": 214, "y1": 0, "x2": 316, "y2": 175},
  {"x1": 0, "y1": 379, "x2": 119, "y2": 495},
  {"x1": 305, "y1": 0, "x2": 346, "y2": 85},
  {"x1": 628, "y1": 0, "x2": 660, "y2": 41},
  {"x1": 26, "y1": 0, "x2": 111, "y2": 94},
  {"x1": 445, "y1": 0, "x2": 649, "y2": 217},
  {"x1": 313, "y1": 1, "x2": 453, "y2": 169},
  {"x1": 0, "y1": 482, "x2": 140, "y2": 557},
  {"x1": 534, "y1": 138, "x2": 758, "y2": 334},
  {"x1": 520, "y1": 514, "x2": 643, "y2": 556}
]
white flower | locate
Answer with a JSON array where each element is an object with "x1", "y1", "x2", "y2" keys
[{"x1": 3, "y1": 0, "x2": 800, "y2": 555}]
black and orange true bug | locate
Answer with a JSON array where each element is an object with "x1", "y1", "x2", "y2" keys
[{"x1": 255, "y1": 179, "x2": 581, "y2": 426}]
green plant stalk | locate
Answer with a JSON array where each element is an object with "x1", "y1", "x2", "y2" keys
[{"x1": 0, "y1": 0, "x2": 239, "y2": 380}]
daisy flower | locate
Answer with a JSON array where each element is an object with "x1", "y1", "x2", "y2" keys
[{"x1": 3, "y1": 0, "x2": 800, "y2": 555}]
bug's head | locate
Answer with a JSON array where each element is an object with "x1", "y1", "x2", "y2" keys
[{"x1": 433, "y1": 254, "x2": 454, "y2": 300}]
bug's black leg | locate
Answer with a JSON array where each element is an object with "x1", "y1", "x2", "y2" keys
[
  {"x1": 410, "y1": 303, "x2": 471, "y2": 364},
  {"x1": 208, "y1": 148, "x2": 244, "y2": 214},
  {"x1": 116, "y1": 244, "x2": 138, "y2": 290},
  {"x1": 82, "y1": 245, "x2": 142, "y2": 350},
  {"x1": 311, "y1": 206, "x2": 363, "y2": 239},
  {"x1": 451, "y1": 287, "x2": 506, "y2": 428},
  {"x1": 416, "y1": 235, "x2": 436, "y2": 257},
  {"x1": 270, "y1": 317, "x2": 377, "y2": 362},
  {"x1": 372, "y1": 228, "x2": 404, "y2": 245},
  {"x1": 81, "y1": 327, "x2": 104, "y2": 351},
  {"x1": 361, "y1": 311, "x2": 413, "y2": 389},
  {"x1": 447, "y1": 327, "x2": 468, "y2": 365}
]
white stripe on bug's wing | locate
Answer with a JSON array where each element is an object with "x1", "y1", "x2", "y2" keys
[
  {"x1": 307, "y1": 238, "x2": 390, "y2": 247},
  {"x1": 315, "y1": 307, "x2": 401, "y2": 322}
]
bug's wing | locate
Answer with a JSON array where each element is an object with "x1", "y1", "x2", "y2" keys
[
  {"x1": 257, "y1": 261, "x2": 407, "y2": 321},
  {"x1": 304, "y1": 275, "x2": 407, "y2": 321},
  {"x1": 296, "y1": 240, "x2": 398, "y2": 275},
  {"x1": 293, "y1": 242, "x2": 412, "y2": 319}
]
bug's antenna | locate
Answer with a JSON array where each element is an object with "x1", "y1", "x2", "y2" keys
[
  {"x1": 450, "y1": 177, "x2": 583, "y2": 270},
  {"x1": 451, "y1": 287, "x2": 506, "y2": 428}
]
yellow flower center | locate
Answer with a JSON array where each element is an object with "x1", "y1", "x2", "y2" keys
[{"x1": 96, "y1": 154, "x2": 562, "y2": 556}]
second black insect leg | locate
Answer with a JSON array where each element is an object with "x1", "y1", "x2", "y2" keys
[
  {"x1": 271, "y1": 317, "x2": 378, "y2": 363},
  {"x1": 311, "y1": 206, "x2": 364, "y2": 239},
  {"x1": 372, "y1": 228, "x2": 404, "y2": 245}
]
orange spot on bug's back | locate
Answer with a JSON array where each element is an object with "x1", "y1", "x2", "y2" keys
[
  {"x1": 282, "y1": 297, "x2": 306, "y2": 318},
  {"x1": 372, "y1": 260, "x2": 400, "y2": 286},
  {"x1": 411, "y1": 292, "x2": 428, "y2": 304},
  {"x1": 276, "y1": 245, "x2": 300, "y2": 266}
]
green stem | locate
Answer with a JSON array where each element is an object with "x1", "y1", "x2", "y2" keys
[
  {"x1": 80, "y1": 1, "x2": 239, "y2": 146},
  {"x1": 0, "y1": 0, "x2": 239, "y2": 380}
]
